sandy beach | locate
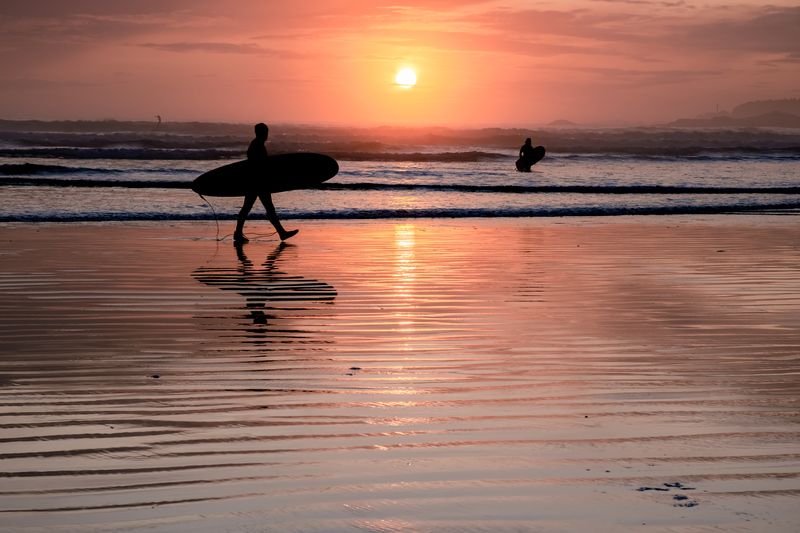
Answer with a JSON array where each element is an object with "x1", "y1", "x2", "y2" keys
[{"x1": 1, "y1": 216, "x2": 799, "y2": 532}]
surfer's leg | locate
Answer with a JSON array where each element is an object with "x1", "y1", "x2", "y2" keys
[
  {"x1": 235, "y1": 194, "x2": 257, "y2": 242},
  {"x1": 259, "y1": 193, "x2": 298, "y2": 241}
]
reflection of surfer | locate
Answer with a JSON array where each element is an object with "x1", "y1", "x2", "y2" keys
[
  {"x1": 233, "y1": 242, "x2": 285, "y2": 325},
  {"x1": 235, "y1": 240, "x2": 284, "y2": 275},
  {"x1": 234, "y1": 123, "x2": 299, "y2": 245},
  {"x1": 516, "y1": 137, "x2": 546, "y2": 172},
  {"x1": 193, "y1": 242, "x2": 337, "y2": 328}
]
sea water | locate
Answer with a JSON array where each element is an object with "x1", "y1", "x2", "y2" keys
[{"x1": 1, "y1": 122, "x2": 799, "y2": 223}]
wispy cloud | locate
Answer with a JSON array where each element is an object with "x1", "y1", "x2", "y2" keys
[
  {"x1": 680, "y1": 6, "x2": 800, "y2": 56},
  {"x1": 542, "y1": 65, "x2": 725, "y2": 86},
  {"x1": 590, "y1": 0, "x2": 691, "y2": 7},
  {"x1": 141, "y1": 42, "x2": 263, "y2": 55}
]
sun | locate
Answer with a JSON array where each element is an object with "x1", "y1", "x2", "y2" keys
[{"x1": 395, "y1": 67, "x2": 417, "y2": 88}]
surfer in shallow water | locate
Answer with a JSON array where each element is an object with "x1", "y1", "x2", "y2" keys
[
  {"x1": 234, "y1": 123, "x2": 298, "y2": 244},
  {"x1": 516, "y1": 137, "x2": 546, "y2": 172},
  {"x1": 519, "y1": 138, "x2": 535, "y2": 162}
]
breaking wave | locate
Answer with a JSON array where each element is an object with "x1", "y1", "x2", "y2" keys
[
  {"x1": 2, "y1": 202, "x2": 799, "y2": 223},
  {"x1": 2, "y1": 176, "x2": 799, "y2": 196}
]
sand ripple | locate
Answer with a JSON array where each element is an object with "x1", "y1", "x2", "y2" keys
[{"x1": 0, "y1": 219, "x2": 799, "y2": 531}]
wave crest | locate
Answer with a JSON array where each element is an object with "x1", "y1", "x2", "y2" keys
[{"x1": 2, "y1": 202, "x2": 799, "y2": 223}]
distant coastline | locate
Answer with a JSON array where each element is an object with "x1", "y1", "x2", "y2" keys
[{"x1": 666, "y1": 99, "x2": 800, "y2": 129}]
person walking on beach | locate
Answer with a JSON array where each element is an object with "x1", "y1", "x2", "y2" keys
[{"x1": 234, "y1": 123, "x2": 298, "y2": 244}]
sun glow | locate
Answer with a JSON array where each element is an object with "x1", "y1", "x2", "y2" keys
[{"x1": 394, "y1": 68, "x2": 417, "y2": 88}]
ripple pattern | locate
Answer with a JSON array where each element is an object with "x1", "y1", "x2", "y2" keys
[{"x1": 1, "y1": 219, "x2": 799, "y2": 532}]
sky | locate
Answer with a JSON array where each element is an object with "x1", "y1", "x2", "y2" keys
[{"x1": 0, "y1": 0, "x2": 798, "y2": 126}]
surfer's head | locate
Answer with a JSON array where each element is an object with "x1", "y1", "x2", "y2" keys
[
  {"x1": 254, "y1": 122, "x2": 269, "y2": 140},
  {"x1": 525, "y1": 137, "x2": 532, "y2": 145}
]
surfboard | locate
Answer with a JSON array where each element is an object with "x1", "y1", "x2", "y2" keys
[
  {"x1": 192, "y1": 153, "x2": 339, "y2": 197},
  {"x1": 515, "y1": 146, "x2": 546, "y2": 172}
]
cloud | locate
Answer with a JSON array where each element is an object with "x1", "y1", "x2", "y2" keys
[
  {"x1": 543, "y1": 65, "x2": 725, "y2": 87},
  {"x1": 0, "y1": 12, "x2": 188, "y2": 52},
  {"x1": 590, "y1": 0, "x2": 691, "y2": 7},
  {"x1": 0, "y1": 77, "x2": 100, "y2": 90},
  {"x1": 681, "y1": 6, "x2": 800, "y2": 56},
  {"x1": 141, "y1": 42, "x2": 263, "y2": 55},
  {"x1": 0, "y1": 0, "x2": 194, "y2": 18},
  {"x1": 454, "y1": 3, "x2": 800, "y2": 69},
  {"x1": 139, "y1": 41, "x2": 311, "y2": 59}
]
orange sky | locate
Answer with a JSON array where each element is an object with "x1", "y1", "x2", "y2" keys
[{"x1": 0, "y1": 1, "x2": 797, "y2": 126}]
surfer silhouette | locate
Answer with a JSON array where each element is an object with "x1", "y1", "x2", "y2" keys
[
  {"x1": 234, "y1": 123, "x2": 298, "y2": 244},
  {"x1": 516, "y1": 137, "x2": 546, "y2": 172},
  {"x1": 519, "y1": 138, "x2": 535, "y2": 160}
]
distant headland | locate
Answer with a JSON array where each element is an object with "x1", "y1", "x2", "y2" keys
[{"x1": 667, "y1": 99, "x2": 800, "y2": 128}]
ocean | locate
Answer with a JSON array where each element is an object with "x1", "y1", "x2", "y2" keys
[{"x1": 1, "y1": 121, "x2": 799, "y2": 224}]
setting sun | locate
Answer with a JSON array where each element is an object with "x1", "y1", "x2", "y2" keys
[{"x1": 395, "y1": 68, "x2": 417, "y2": 88}]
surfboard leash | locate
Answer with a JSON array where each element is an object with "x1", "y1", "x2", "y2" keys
[
  {"x1": 197, "y1": 193, "x2": 223, "y2": 241},
  {"x1": 197, "y1": 193, "x2": 279, "y2": 242}
]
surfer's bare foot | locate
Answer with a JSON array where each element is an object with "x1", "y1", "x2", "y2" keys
[
  {"x1": 233, "y1": 232, "x2": 249, "y2": 244},
  {"x1": 279, "y1": 229, "x2": 299, "y2": 241}
]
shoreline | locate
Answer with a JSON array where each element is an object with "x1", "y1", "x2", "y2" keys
[
  {"x1": 1, "y1": 210, "x2": 799, "y2": 226},
  {"x1": 1, "y1": 216, "x2": 799, "y2": 532}
]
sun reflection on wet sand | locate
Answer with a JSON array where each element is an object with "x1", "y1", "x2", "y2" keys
[{"x1": 393, "y1": 224, "x2": 418, "y2": 348}]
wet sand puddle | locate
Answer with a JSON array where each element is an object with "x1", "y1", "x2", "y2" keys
[{"x1": 0, "y1": 219, "x2": 799, "y2": 532}]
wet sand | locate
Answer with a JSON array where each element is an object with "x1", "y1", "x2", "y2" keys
[{"x1": 1, "y1": 217, "x2": 799, "y2": 532}]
